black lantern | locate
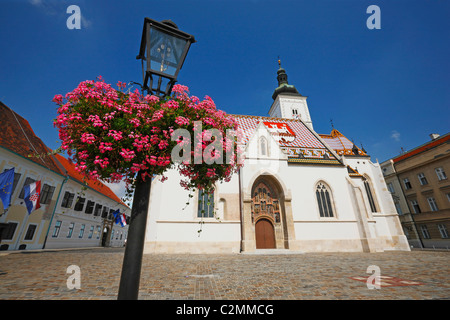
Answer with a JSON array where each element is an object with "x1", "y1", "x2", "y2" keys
[{"x1": 137, "y1": 18, "x2": 196, "y2": 98}]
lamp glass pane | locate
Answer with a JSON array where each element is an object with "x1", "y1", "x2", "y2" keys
[{"x1": 149, "y1": 27, "x2": 187, "y2": 77}]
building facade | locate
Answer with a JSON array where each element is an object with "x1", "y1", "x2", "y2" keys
[
  {"x1": 143, "y1": 65, "x2": 410, "y2": 254},
  {"x1": 0, "y1": 102, "x2": 129, "y2": 251},
  {"x1": 382, "y1": 133, "x2": 450, "y2": 249}
]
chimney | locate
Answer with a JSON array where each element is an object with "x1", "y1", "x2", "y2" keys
[{"x1": 429, "y1": 133, "x2": 440, "y2": 140}]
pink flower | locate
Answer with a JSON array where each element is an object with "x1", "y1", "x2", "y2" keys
[
  {"x1": 99, "y1": 142, "x2": 113, "y2": 153},
  {"x1": 206, "y1": 168, "x2": 216, "y2": 177},
  {"x1": 80, "y1": 133, "x2": 96, "y2": 144},
  {"x1": 107, "y1": 130, "x2": 123, "y2": 141},
  {"x1": 129, "y1": 118, "x2": 141, "y2": 128},
  {"x1": 53, "y1": 94, "x2": 64, "y2": 104},
  {"x1": 163, "y1": 100, "x2": 179, "y2": 109},
  {"x1": 172, "y1": 84, "x2": 189, "y2": 94},
  {"x1": 151, "y1": 110, "x2": 164, "y2": 122},
  {"x1": 175, "y1": 116, "x2": 190, "y2": 126},
  {"x1": 158, "y1": 139, "x2": 169, "y2": 150},
  {"x1": 119, "y1": 148, "x2": 135, "y2": 161}
]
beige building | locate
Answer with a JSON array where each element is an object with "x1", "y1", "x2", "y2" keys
[
  {"x1": 0, "y1": 102, "x2": 129, "y2": 251},
  {"x1": 382, "y1": 133, "x2": 450, "y2": 249}
]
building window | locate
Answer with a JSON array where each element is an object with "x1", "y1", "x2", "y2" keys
[
  {"x1": 417, "y1": 173, "x2": 428, "y2": 186},
  {"x1": 96, "y1": 226, "x2": 101, "y2": 239},
  {"x1": 2, "y1": 222, "x2": 18, "y2": 240},
  {"x1": 88, "y1": 225, "x2": 94, "y2": 239},
  {"x1": 61, "y1": 192, "x2": 75, "y2": 208},
  {"x1": 108, "y1": 209, "x2": 115, "y2": 220},
  {"x1": 198, "y1": 190, "x2": 214, "y2": 218},
  {"x1": 67, "y1": 222, "x2": 74, "y2": 238},
  {"x1": 403, "y1": 178, "x2": 412, "y2": 190},
  {"x1": 435, "y1": 167, "x2": 447, "y2": 181},
  {"x1": 387, "y1": 182, "x2": 395, "y2": 194},
  {"x1": 316, "y1": 182, "x2": 334, "y2": 218},
  {"x1": 427, "y1": 197, "x2": 439, "y2": 212},
  {"x1": 403, "y1": 227, "x2": 410, "y2": 239},
  {"x1": 79, "y1": 224, "x2": 85, "y2": 238},
  {"x1": 52, "y1": 221, "x2": 62, "y2": 237},
  {"x1": 94, "y1": 204, "x2": 103, "y2": 216},
  {"x1": 74, "y1": 197, "x2": 86, "y2": 211},
  {"x1": 24, "y1": 224, "x2": 37, "y2": 241},
  {"x1": 111, "y1": 229, "x2": 115, "y2": 240},
  {"x1": 447, "y1": 193, "x2": 450, "y2": 203},
  {"x1": 438, "y1": 224, "x2": 449, "y2": 238},
  {"x1": 85, "y1": 200, "x2": 95, "y2": 214},
  {"x1": 101, "y1": 207, "x2": 109, "y2": 218},
  {"x1": 410, "y1": 200, "x2": 421, "y2": 213},
  {"x1": 394, "y1": 202, "x2": 403, "y2": 215},
  {"x1": 364, "y1": 179, "x2": 377, "y2": 213},
  {"x1": 40, "y1": 184, "x2": 56, "y2": 205},
  {"x1": 420, "y1": 225, "x2": 430, "y2": 239}
]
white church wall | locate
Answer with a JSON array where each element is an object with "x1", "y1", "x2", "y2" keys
[{"x1": 145, "y1": 167, "x2": 242, "y2": 253}]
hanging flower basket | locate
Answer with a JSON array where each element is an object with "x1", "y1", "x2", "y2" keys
[{"x1": 53, "y1": 77, "x2": 243, "y2": 197}]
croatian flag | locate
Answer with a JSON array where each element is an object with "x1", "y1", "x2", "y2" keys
[
  {"x1": 119, "y1": 213, "x2": 127, "y2": 227},
  {"x1": 113, "y1": 209, "x2": 127, "y2": 227},
  {"x1": 24, "y1": 181, "x2": 41, "y2": 214}
]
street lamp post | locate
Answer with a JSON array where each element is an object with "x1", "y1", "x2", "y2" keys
[{"x1": 117, "y1": 18, "x2": 195, "y2": 300}]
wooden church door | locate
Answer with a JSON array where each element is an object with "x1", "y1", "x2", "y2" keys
[
  {"x1": 255, "y1": 219, "x2": 276, "y2": 249},
  {"x1": 252, "y1": 179, "x2": 280, "y2": 249}
]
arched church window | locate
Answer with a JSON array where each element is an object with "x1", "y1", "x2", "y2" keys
[
  {"x1": 260, "y1": 137, "x2": 267, "y2": 156},
  {"x1": 363, "y1": 178, "x2": 377, "y2": 213},
  {"x1": 198, "y1": 190, "x2": 214, "y2": 218},
  {"x1": 316, "y1": 182, "x2": 334, "y2": 217}
]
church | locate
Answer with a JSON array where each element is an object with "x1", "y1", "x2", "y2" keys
[{"x1": 143, "y1": 63, "x2": 410, "y2": 254}]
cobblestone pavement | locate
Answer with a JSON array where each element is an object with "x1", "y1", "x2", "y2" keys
[{"x1": 0, "y1": 248, "x2": 449, "y2": 300}]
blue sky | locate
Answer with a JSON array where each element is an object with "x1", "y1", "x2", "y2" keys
[{"x1": 1, "y1": 0, "x2": 449, "y2": 167}]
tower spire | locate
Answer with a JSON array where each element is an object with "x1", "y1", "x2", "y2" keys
[{"x1": 272, "y1": 59, "x2": 301, "y2": 100}]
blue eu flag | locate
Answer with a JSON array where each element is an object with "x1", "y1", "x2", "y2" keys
[
  {"x1": 112, "y1": 209, "x2": 120, "y2": 223},
  {"x1": 0, "y1": 168, "x2": 15, "y2": 209}
]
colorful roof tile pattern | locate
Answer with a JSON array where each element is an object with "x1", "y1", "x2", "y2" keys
[
  {"x1": 319, "y1": 129, "x2": 368, "y2": 157},
  {"x1": 232, "y1": 115, "x2": 339, "y2": 163}
]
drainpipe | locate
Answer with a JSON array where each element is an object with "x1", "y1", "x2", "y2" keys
[
  {"x1": 239, "y1": 167, "x2": 244, "y2": 253},
  {"x1": 42, "y1": 174, "x2": 69, "y2": 249}
]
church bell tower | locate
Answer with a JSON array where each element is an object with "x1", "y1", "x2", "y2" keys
[{"x1": 268, "y1": 59, "x2": 313, "y2": 129}]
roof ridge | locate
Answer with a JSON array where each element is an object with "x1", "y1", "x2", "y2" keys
[
  {"x1": 392, "y1": 132, "x2": 450, "y2": 163},
  {"x1": 54, "y1": 154, "x2": 127, "y2": 206}
]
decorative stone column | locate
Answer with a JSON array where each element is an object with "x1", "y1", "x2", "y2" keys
[{"x1": 241, "y1": 192, "x2": 256, "y2": 252}]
